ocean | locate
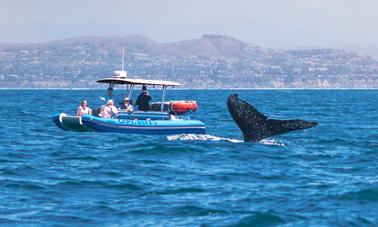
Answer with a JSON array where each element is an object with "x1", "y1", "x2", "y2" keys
[{"x1": 0, "y1": 89, "x2": 377, "y2": 226}]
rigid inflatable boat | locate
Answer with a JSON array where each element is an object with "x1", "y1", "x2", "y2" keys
[{"x1": 53, "y1": 50, "x2": 206, "y2": 135}]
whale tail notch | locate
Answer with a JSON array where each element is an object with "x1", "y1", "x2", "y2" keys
[{"x1": 227, "y1": 94, "x2": 317, "y2": 142}]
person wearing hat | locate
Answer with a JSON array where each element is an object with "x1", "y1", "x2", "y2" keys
[
  {"x1": 119, "y1": 97, "x2": 134, "y2": 112},
  {"x1": 135, "y1": 86, "x2": 151, "y2": 111},
  {"x1": 99, "y1": 99, "x2": 119, "y2": 118}
]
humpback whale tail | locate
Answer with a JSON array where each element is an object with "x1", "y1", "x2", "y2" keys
[{"x1": 227, "y1": 94, "x2": 317, "y2": 142}]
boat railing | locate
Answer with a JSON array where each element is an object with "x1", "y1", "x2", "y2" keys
[
  {"x1": 117, "y1": 111, "x2": 170, "y2": 120},
  {"x1": 150, "y1": 102, "x2": 171, "y2": 112}
]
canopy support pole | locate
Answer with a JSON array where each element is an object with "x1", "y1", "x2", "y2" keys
[
  {"x1": 161, "y1": 85, "x2": 167, "y2": 112},
  {"x1": 128, "y1": 84, "x2": 134, "y2": 101}
]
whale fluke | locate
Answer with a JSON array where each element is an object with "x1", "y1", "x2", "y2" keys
[{"x1": 227, "y1": 94, "x2": 317, "y2": 142}]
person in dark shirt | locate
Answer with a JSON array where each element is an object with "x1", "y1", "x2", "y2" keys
[
  {"x1": 107, "y1": 87, "x2": 113, "y2": 99},
  {"x1": 135, "y1": 86, "x2": 152, "y2": 111}
]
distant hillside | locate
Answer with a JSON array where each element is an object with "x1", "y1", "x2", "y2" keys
[
  {"x1": 161, "y1": 34, "x2": 251, "y2": 57},
  {"x1": 339, "y1": 44, "x2": 378, "y2": 60},
  {"x1": 0, "y1": 34, "x2": 377, "y2": 88}
]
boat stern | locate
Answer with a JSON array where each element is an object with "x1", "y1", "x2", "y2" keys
[{"x1": 52, "y1": 113, "x2": 93, "y2": 132}]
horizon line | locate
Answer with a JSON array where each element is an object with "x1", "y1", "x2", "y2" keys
[{"x1": 1, "y1": 87, "x2": 377, "y2": 90}]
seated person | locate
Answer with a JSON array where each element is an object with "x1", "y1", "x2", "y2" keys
[
  {"x1": 99, "y1": 99, "x2": 118, "y2": 118},
  {"x1": 135, "y1": 86, "x2": 151, "y2": 111},
  {"x1": 119, "y1": 97, "x2": 133, "y2": 112},
  {"x1": 76, "y1": 100, "x2": 91, "y2": 117},
  {"x1": 98, "y1": 105, "x2": 106, "y2": 118}
]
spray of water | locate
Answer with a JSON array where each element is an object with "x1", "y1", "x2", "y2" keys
[
  {"x1": 167, "y1": 134, "x2": 243, "y2": 143},
  {"x1": 167, "y1": 134, "x2": 285, "y2": 146}
]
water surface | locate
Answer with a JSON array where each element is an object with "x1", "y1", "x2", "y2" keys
[{"x1": 0, "y1": 89, "x2": 377, "y2": 226}]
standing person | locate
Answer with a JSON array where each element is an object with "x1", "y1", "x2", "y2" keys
[
  {"x1": 107, "y1": 87, "x2": 113, "y2": 99},
  {"x1": 76, "y1": 100, "x2": 91, "y2": 117},
  {"x1": 106, "y1": 87, "x2": 118, "y2": 105},
  {"x1": 100, "y1": 87, "x2": 116, "y2": 104},
  {"x1": 135, "y1": 86, "x2": 151, "y2": 111}
]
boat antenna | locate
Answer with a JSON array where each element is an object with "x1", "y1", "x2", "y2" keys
[{"x1": 121, "y1": 47, "x2": 125, "y2": 71}]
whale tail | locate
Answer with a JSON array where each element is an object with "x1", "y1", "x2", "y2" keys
[{"x1": 227, "y1": 94, "x2": 317, "y2": 142}]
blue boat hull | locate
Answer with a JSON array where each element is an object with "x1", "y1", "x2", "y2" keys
[
  {"x1": 81, "y1": 115, "x2": 205, "y2": 134},
  {"x1": 53, "y1": 113, "x2": 206, "y2": 135}
]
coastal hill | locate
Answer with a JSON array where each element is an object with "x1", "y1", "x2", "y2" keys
[{"x1": 0, "y1": 34, "x2": 377, "y2": 88}]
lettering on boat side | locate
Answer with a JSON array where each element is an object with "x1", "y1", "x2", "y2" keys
[{"x1": 118, "y1": 119, "x2": 157, "y2": 126}]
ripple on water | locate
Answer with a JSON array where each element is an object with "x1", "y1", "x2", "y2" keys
[
  {"x1": 228, "y1": 212, "x2": 286, "y2": 227},
  {"x1": 171, "y1": 205, "x2": 228, "y2": 216},
  {"x1": 227, "y1": 210, "x2": 309, "y2": 227},
  {"x1": 2, "y1": 179, "x2": 47, "y2": 191},
  {"x1": 337, "y1": 188, "x2": 378, "y2": 202},
  {"x1": 51, "y1": 180, "x2": 143, "y2": 192},
  {"x1": 142, "y1": 187, "x2": 206, "y2": 196},
  {"x1": 129, "y1": 143, "x2": 204, "y2": 154}
]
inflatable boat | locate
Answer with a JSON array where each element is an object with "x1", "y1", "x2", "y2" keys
[
  {"x1": 53, "y1": 111, "x2": 205, "y2": 134},
  {"x1": 52, "y1": 52, "x2": 206, "y2": 135}
]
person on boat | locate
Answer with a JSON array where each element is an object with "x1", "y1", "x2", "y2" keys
[
  {"x1": 76, "y1": 100, "x2": 91, "y2": 117},
  {"x1": 100, "y1": 87, "x2": 115, "y2": 104},
  {"x1": 98, "y1": 105, "x2": 106, "y2": 118},
  {"x1": 107, "y1": 87, "x2": 113, "y2": 99},
  {"x1": 102, "y1": 87, "x2": 121, "y2": 108},
  {"x1": 135, "y1": 86, "x2": 151, "y2": 111},
  {"x1": 99, "y1": 99, "x2": 118, "y2": 118},
  {"x1": 119, "y1": 97, "x2": 133, "y2": 112}
]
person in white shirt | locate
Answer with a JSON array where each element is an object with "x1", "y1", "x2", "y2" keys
[
  {"x1": 99, "y1": 99, "x2": 118, "y2": 118},
  {"x1": 76, "y1": 100, "x2": 91, "y2": 117}
]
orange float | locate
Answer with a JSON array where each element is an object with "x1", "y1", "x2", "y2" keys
[{"x1": 171, "y1": 101, "x2": 198, "y2": 114}]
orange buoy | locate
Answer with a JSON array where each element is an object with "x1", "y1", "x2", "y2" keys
[{"x1": 171, "y1": 101, "x2": 198, "y2": 114}]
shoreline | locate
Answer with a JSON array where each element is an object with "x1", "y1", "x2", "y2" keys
[{"x1": 0, "y1": 87, "x2": 378, "y2": 90}]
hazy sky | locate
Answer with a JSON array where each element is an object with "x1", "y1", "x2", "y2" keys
[{"x1": 0, "y1": 0, "x2": 377, "y2": 47}]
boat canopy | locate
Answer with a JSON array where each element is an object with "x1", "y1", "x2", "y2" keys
[{"x1": 97, "y1": 77, "x2": 181, "y2": 87}]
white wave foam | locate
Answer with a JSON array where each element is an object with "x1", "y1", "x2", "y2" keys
[
  {"x1": 167, "y1": 134, "x2": 243, "y2": 143},
  {"x1": 259, "y1": 139, "x2": 285, "y2": 147},
  {"x1": 167, "y1": 134, "x2": 285, "y2": 146}
]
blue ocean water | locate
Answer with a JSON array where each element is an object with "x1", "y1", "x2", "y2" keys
[{"x1": 0, "y1": 89, "x2": 377, "y2": 226}]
